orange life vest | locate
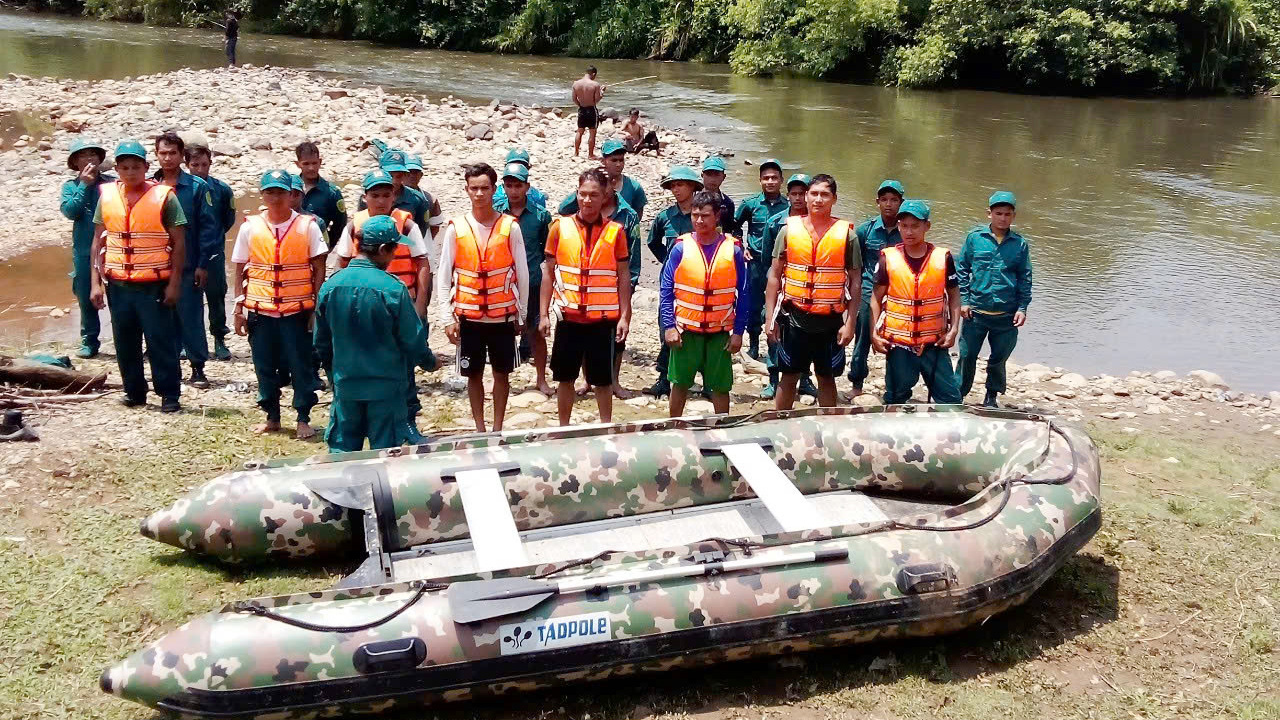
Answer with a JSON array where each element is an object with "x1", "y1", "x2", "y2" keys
[
  {"x1": 551, "y1": 216, "x2": 623, "y2": 323},
  {"x1": 673, "y1": 233, "x2": 738, "y2": 334},
  {"x1": 99, "y1": 181, "x2": 175, "y2": 283},
  {"x1": 781, "y1": 215, "x2": 851, "y2": 315},
  {"x1": 877, "y1": 244, "x2": 950, "y2": 348},
  {"x1": 450, "y1": 214, "x2": 518, "y2": 320},
  {"x1": 353, "y1": 209, "x2": 418, "y2": 298},
  {"x1": 244, "y1": 213, "x2": 318, "y2": 316}
]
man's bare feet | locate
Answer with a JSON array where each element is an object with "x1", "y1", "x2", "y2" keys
[
  {"x1": 576, "y1": 383, "x2": 592, "y2": 397},
  {"x1": 253, "y1": 420, "x2": 281, "y2": 434},
  {"x1": 296, "y1": 422, "x2": 316, "y2": 440},
  {"x1": 613, "y1": 383, "x2": 639, "y2": 400},
  {"x1": 535, "y1": 380, "x2": 554, "y2": 396}
]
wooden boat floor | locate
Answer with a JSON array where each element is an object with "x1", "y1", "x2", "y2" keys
[{"x1": 391, "y1": 489, "x2": 955, "y2": 582}]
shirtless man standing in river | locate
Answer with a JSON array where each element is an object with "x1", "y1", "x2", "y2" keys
[{"x1": 572, "y1": 66, "x2": 605, "y2": 159}]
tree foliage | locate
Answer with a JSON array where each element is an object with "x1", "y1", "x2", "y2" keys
[{"x1": 25, "y1": 0, "x2": 1280, "y2": 93}]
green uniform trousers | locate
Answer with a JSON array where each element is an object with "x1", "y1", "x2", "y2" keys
[
  {"x1": 883, "y1": 345, "x2": 961, "y2": 405},
  {"x1": 106, "y1": 281, "x2": 181, "y2": 401},
  {"x1": 175, "y1": 269, "x2": 209, "y2": 367},
  {"x1": 846, "y1": 299, "x2": 873, "y2": 386},
  {"x1": 958, "y1": 312, "x2": 1019, "y2": 396},
  {"x1": 746, "y1": 258, "x2": 770, "y2": 336},
  {"x1": 326, "y1": 396, "x2": 406, "y2": 452},
  {"x1": 204, "y1": 260, "x2": 229, "y2": 340},
  {"x1": 247, "y1": 312, "x2": 317, "y2": 423},
  {"x1": 71, "y1": 252, "x2": 101, "y2": 352}
]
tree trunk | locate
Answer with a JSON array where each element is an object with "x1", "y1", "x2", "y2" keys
[{"x1": 0, "y1": 356, "x2": 108, "y2": 393}]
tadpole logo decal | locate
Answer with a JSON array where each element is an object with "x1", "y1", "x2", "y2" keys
[
  {"x1": 498, "y1": 612, "x2": 612, "y2": 656},
  {"x1": 503, "y1": 625, "x2": 533, "y2": 649}
]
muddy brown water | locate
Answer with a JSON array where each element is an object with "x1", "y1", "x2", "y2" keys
[{"x1": 2, "y1": 10, "x2": 1277, "y2": 390}]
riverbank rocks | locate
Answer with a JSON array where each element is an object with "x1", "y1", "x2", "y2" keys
[{"x1": 1187, "y1": 370, "x2": 1228, "y2": 389}]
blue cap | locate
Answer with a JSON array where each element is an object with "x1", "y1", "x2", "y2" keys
[
  {"x1": 405, "y1": 153, "x2": 424, "y2": 172},
  {"x1": 114, "y1": 140, "x2": 147, "y2": 162},
  {"x1": 379, "y1": 150, "x2": 409, "y2": 173},
  {"x1": 988, "y1": 191, "x2": 1017, "y2": 208},
  {"x1": 876, "y1": 179, "x2": 905, "y2": 197},
  {"x1": 358, "y1": 215, "x2": 409, "y2": 249},
  {"x1": 289, "y1": 173, "x2": 304, "y2": 192},
  {"x1": 504, "y1": 147, "x2": 532, "y2": 166},
  {"x1": 260, "y1": 169, "x2": 293, "y2": 192},
  {"x1": 758, "y1": 158, "x2": 782, "y2": 174},
  {"x1": 661, "y1": 165, "x2": 704, "y2": 189},
  {"x1": 787, "y1": 173, "x2": 811, "y2": 189},
  {"x1": 600, "y1": 139, "x2": 626, "y2": 157},
  {"x1": 362, "y1": 169, "x2": 395, "y2": 191},
  {"x1": 701, "y1": 156, "x2": 727, "y2": 173},
  {"x1": 897, "y1": 199, "x2": 931, "y2": 221},
  {"x1": 501, "y1": 162, "x2": 529, "y2": 182}
]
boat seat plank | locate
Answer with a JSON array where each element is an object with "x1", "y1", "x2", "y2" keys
[
  {"x1": 719, "y1": 442, "x2": 824, "y2": 533},
  {"x1": 454, "y1": 468, "x2": 529, "y2": 572}
]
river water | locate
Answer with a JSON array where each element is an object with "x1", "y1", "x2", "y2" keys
[{"x1": 2, "y1": 11, "x2": 1278, "y2": 391}]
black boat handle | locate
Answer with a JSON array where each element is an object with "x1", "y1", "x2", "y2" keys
[
  {"x1": 353, "y1": 638, "x2": 427, "y2": 674},
  {"x1": 896, "y1": 563, "x2": 957, "y2": 594}
]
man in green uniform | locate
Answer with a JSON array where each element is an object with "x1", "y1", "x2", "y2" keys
[
  {"x1": 956, "y1": 191, "x2": 1033, "y2": 408},
  {"x1": 296, "y1": 141, "x2": 347, "y2": 247},
  {"x1": 760, "y1": 173, "x2": 817, "y2": 401},
  {"x1": 700, "y1": 156, "x2": 735, "y2": 231},
  {"x1": 356, "y1": 150, "x2": 433, "y2": 237},
  {"x1": 499, "y1": 162, "x2": 554, "y2": 395},
  {"x1": 557, "y1": 139, "x2": 647, "y2": 284},
  {"x1": 185, "y1": 143, "x2": 237, "y2": 361},
  {"x1": 493, "y1": 148, "x2": 549, "y2": 210},
  {"x1": 89, "y1": 140, "x2": 187, "y2": 413},
  {"x1": 60, "y1": 139, "x2": 113, "y2": 358},
  {"x1": 404, "y1": 152, "x2": 445, "y2": 237},
  {"x1": 314, "y1": 215, "x2": 428, "y2": 451},
  {"x1": 847, "y1": 179, "x2": 905, "y2": 396},
  {"x1": 643, "y1": 165, "x2": 701, "y2": 397},
  {"x1": 733, "y1": 159, "x2": 789, "y2": 360}
]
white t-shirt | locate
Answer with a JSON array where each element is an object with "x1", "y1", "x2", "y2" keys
[
  {"x1": 333, "y1": 217, "x2": 429, "y2": 264},
  {"x1": 434, "y1": 213, "x2": 528, "y2": 325},
  {"x1": 230, "y1": 211, "x2": 329, "y2": 264}
]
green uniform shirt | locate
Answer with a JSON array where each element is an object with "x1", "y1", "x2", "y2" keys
[
  {"x1": 314, "y1": 257, "x2": 427, "y2": 401},
  {"x1": 956, "y1": 225, "x2": 1033, "y2": 314},
  {"x1": 203, "y1": 174, "x2": 237, "y2": 263},
  {"x1": 302, "y1": 176, "x2": 348, "y2": 246},
  {"x1": 771, "y1": 219, "x2": 862, "y2": 333},
  {"x1": 61, "y1": 174, "x2": 116, "y2": 257},
  {"x1": 645, "y1": 203, "x2": 694, "y2": 264},
  {"x1": 855, "y1": 216, "x2": 902, "y2": 299},
  {"x1": 508, "y1": 202, "x2": 553, "y2": 288},
  {"x1": 734, "y1": 192, "x2": 790, "y2": 256}
]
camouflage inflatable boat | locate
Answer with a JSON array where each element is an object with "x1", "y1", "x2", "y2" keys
[{"x1": 105, "y1": 406, "x2": 1101, "y2": 718}]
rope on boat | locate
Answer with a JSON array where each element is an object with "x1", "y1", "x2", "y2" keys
[{"x1": 232, "y1": 580, "x2": 447, "y2": 633}]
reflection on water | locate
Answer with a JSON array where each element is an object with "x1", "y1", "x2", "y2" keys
[{"x1": 1, "y1": 11, "x2": 1277, "y2": 390}]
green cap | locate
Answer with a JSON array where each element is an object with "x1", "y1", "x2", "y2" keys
[
  {"x1": 358, "y1": 214, "x2": 409, "y2": 250},
  {"x1": 362, "y1": 169, "x2": 394, "y2": 191},
  {"x1": 897, "y1": 199, "x2": 931, "y2": 221},
  {"x1": 661, "y1": 165, "x2": 704, "y2": 190},
  {"x1": 787, "y1": 173, "x2": 811, "y2": 189},
  {"x1": 260, "y1": 169, "x2": 293, "y2": 192},
  {"x1": 758, "y1": 158, "x2": 782, "y2": 174},
  {"x1": 701, "y1": 156, "x2": 727, "y2": 173},
  {"x1": 289, "y1": 173, "x2": 304, "y2": 192},
  {"x1": 405, "y1": 153, "x2": 424, "y2": 172},
  {"x1": 379, "y1": 150, "x2": 408, "y2": 173},
  {"x1": 67, "y1": 139, "x2": 106, "y2": 170},
  {"x1": 988, "y1": 191, "x2": 1017, "y2": 208},
  {"x1": 114, "y1": 140, "x2": 147, "y2": 162},
  {"x1": 600, "y1": 139, "x2": 626, "y2": 157},
  {"x1": 504, "y1": 148, "x2": 532, "y2": 166},
  {"x1": 501, "y1": 162, "x2": 529, "y2": 183},
  {"x1": 877, "y1": 179, "x2": 905, "y2": 197}
]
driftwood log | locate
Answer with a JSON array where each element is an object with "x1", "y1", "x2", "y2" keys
[{"x1": 0, "y1": 355, "x2": 108, "y2": 393}]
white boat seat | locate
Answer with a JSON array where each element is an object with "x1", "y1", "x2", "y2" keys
[
  {"x1": 718, "y1": 442, "x2": 825, "y2": 533},
  {"x1": 454, "y1": 467, "x2": 529, "y2": 572}
]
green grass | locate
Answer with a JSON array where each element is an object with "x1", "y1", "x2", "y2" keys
[{"x1": 0, "y1": 416, "x2": 1276, "y2": 719}]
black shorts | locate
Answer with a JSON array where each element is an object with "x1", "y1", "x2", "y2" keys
[
  {"x1": 577, "y1": 106, "x2": 598, "y2": 129},
  {"x1": 775, "y1": 321, "x2": 846, "y2": 377},
  {"x1": 458, "y1": 319, "x2": 517, "y2": 377},
  {"x1": 550, "y1": 320, "x2": 616, "y2": 387}
]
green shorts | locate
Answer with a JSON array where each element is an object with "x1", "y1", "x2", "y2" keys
[{"x1": 667, "y1": 330, "x2": 734, "y2": 393}]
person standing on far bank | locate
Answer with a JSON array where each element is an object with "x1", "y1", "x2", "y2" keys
[
  {"x1": 870, "y1": 200, "x2": 962, "y2": 405},
  {"x1": 224, "y1": 10, "x2": 241, "y2": 67},
  {"x1": 572, "y1": 66, "x2": 605, "y2": 159},
  {"x1": 956, "y1": 192, "x2": 1032, "y2": 408},
  {"x1": 60, "y1": 139, "x2": 113, "y2": 359},
  {"x1": 847, "y1": 179, "x2": 904, "y2": 396}
]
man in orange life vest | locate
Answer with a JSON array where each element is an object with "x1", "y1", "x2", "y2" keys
[
  {"x1": 436, "y1": 163, "x2": 529, "y2": 433},
  {"x1": 541, "y1": 168, "x2": 632, "y2": 426},
  {"x1": 762, "y1": 174, "x2": 861, "y2": 410},
  {"x1": 660, "y1": 191, "x2": 749, "y2": 417},
  {"x1": 869, "y1": 199, "x2": 963, "y2": 404},
  {"x1": 88, "y1": 140, "x2": 187, "y2": 413},
  {"x1": 230, "y1": 170, "x2": 328, "y2": 439}
]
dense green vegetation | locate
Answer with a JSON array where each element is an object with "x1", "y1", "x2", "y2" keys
[{"x1": 17, "y1": 0, "x2": 1280, "y2": 93}]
